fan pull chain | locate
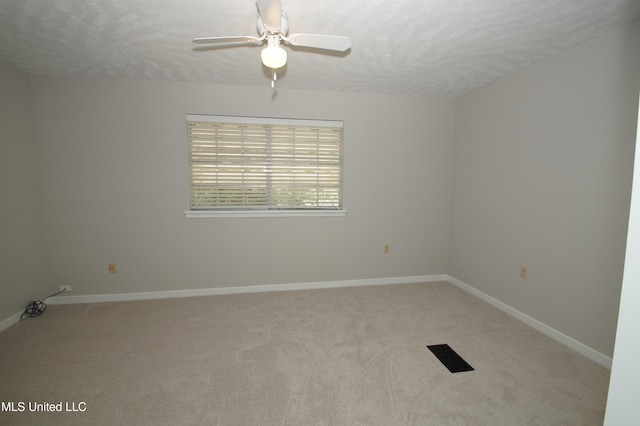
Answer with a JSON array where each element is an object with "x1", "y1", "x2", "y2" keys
[{"x1": 271, "y1": 68, "x2": 277, "y2": 88}]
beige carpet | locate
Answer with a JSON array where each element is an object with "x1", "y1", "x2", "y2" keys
[{"x1": 0, "y1": 281, "x2": 609, "y2": 425}]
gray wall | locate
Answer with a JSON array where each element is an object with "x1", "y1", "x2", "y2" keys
[
  {"x1": 2, "y1": 19, "x2": 638, "y2": 363},
  {"x1": 29, "y1": 77, "x2": 455, "y2": 297},
  {"x1": 449, "y1": 21, "x2": 640, "y2": 357},
  {"x1": 0, "y1": 62, "x2": 45, "y2": 321}
]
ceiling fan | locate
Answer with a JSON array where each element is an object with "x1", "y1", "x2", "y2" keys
[{"x1": 193, "y1": 0, "x2": 351, "y2": 86}]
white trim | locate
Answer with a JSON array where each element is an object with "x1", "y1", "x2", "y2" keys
[
  {"x1": 0, "y1": 310, "x2": 23, "y2": 333},
  {"x1": 47, "y1": 275, "x2": 447, "y2": 305},
  {"x1": 185, "y1": 209, "x2": 348, "y2": 218},
  {"x1": 2, "y1": 274, "x2": 610, "y2": 369},
  {"x1": 446, "y1": 275, "x2": 612, "y2": 369},
  {"x1": 185, "y1": 114, "x2": 343, "y2": 128}
]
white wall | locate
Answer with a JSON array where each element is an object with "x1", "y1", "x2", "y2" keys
[
  {"x1": 604, "y1": 91, "x2": 640, "y2": 425},
  {"x1": 0, "y1": 62, "x2": 45, "y2": 322},
  {"x1": 29, "y1": 77, "x2": 455, "y2": 296},
  {"x1": 449, "y1": 20, "x2": 640, "y2": 357}
]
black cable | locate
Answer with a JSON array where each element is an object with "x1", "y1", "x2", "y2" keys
[{"x1": 20, "y1": 289, "x2": 66, "y2": 320}]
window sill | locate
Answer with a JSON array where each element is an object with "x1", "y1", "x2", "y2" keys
[{"x1": 184, "y1": 210, "x2": 348, "y2": 218}]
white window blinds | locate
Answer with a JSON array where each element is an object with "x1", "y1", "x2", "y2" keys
[{"x1": 187, "y1": 115, "x2": 343, "y2": 211}]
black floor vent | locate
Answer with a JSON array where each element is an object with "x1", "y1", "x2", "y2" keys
[{"x1": 427, "y1": 344, "x2": 474, "y2": 373}]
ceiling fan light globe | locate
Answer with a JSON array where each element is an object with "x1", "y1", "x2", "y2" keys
[{"x1": 261, "y1": 45, "x2": 287, "y2": 69}]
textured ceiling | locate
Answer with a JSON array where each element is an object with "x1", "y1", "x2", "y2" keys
[{"x1": 1, "y1": 0, "x2": 639, "y2": 98}]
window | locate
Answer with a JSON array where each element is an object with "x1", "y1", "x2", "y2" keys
[{"x1": 185, "y1": 115, "x2": 345, "y2": 218}]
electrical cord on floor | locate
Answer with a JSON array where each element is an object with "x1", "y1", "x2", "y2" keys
[{"x1": 20, "y1": 288, "x2": 67, "y2": 320}]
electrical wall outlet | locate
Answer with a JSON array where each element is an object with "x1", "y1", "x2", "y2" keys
[
  {"x1": 108, "y1": 263, "x2": 117, "y2": 273},
  {"x1": 384, "y1": 243, "x2": 390, "y2": 253},
  {"x1": 520, "y1": 266, "x2": 528, "y2": 280},
  {"x1": 59, "y1": 285, "x2": 72, "y2": 292}
]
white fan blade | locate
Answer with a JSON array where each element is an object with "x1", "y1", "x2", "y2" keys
[
  {"x1": 257, "y1": 0, "x2": 282, "y2": 33},
  {"x1": 287, "y1": 34, "x2": 351, "y2": 52},
  {"x1": 193, "y1": 44, "x2": 260, "y2": 51},
  {"x1": 193, "y1": 36, "x2": 263, "y2": 45}
]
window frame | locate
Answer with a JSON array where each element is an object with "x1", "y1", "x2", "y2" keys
[{"x1": 184, "y1": 114, "x2": 347, "y2": 218}]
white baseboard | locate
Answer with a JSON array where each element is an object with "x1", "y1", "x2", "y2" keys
[
  {"x1": 0, "y1": 310, "x2": 24, "y2": 333},
  {"x1": 3, "y1": 273, "x2": 611, "y2": 370},
  {"x1": 47, "y1": 275, "x2": 449, "y2": 305},
  {"x1": 446, "y1": 275, "x2": 612, "y2": 369}
]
